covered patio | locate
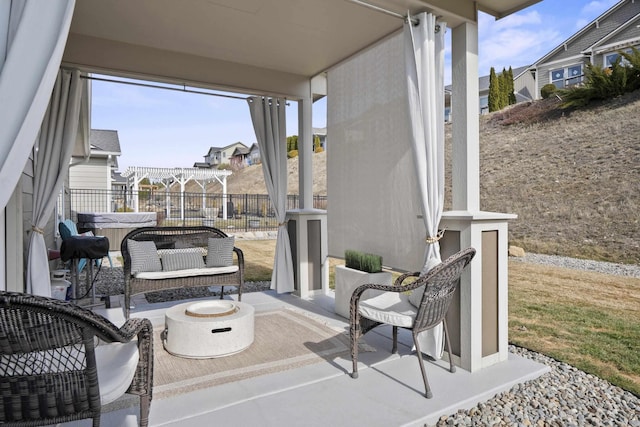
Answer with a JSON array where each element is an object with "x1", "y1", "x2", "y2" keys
[
  {"x1": 1, "y1": 0, "x2": 550, "y2": 425},
  {"x1": 79, "y1": 290, "x2": 548, "y2": 427}
]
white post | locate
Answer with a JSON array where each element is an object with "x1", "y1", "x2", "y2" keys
[
  {"x1": 452, "y1": 21, "x2": 480, "y2": 212},
  {"x1": 133, "y1": 171, "x2": 139, "y2": 212},
  {"x1": 447, "y1": 21, "x2": 513, "y2": 372},
  {"x1": 298, "y1": 93, "x2": 313, "y2": 210}
]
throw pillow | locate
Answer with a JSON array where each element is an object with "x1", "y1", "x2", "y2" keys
[
  {"x1": 408, "y1": 285, "x2": 426, "y2": 308},
  {"x1": 408, "y1": 259, "x2": 442, "y2": 308},
  {"x1": 206, "y1": 236, "x2": 235, "y2": 267},
  {"x1": 127, "y1": 239, "x2": 162, "y2": 274},
  {"x1": 162, "y1": 251, "x2": 205, "y2": 271}
]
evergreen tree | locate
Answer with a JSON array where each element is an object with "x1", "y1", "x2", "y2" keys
[
  {"x1": 488, "y1": 67, "x2": 501, "y2": 112},
  {"x1": 508, "y1": 66, "x2": 517, "y2": 105},
  {"x1": 286, "y1": 135, "x2": 298, "y2": 152}
]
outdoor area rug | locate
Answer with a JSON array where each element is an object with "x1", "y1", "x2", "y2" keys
[{"x1": 152, "y1": 308, "x2": 356, "y2": 399}]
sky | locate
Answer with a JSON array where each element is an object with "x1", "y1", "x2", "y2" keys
[{"x1": 90, "y1": 0, "x2": 620, "y2": 172}]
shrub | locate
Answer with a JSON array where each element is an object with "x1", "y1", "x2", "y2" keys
[
  {"x1": 344, "y1": 249, "x2": 382, "y2": 273},
  {"x1": 559, "y1": 48, "x2": 640, "y2": 108},
  {"x1": 287, "y1": 150, "x2": 299, "y2": 158},
  {"x1": 540, "y1": 84, "x2": 557, "y2": 99}
]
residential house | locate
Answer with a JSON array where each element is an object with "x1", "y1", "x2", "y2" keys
[
  {"x1": 247, "y1": 143, "x2": 261, "y2": 165},
  {"x1": 229, "y1": 145, "x2": 251, "y2": 169},
  {"x1": 313, "y1": 127, "x2": 327, "y2": 150},
  {"x1": 67, "y1": 129, "x2": 121, "y2": 213},
  {"x1": 198, "y1": 142, "x2": 248, "y2": 168},
  {"x1": 520, "y1": 0, "x2": 640, "y2": 99}
]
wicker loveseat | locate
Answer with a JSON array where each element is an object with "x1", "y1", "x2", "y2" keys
[{"x1": 121, "y1": 226, "x2": 244, "y2": 318}]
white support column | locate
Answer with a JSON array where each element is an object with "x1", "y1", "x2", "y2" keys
[
  {"x1": 285, "y1": 209, "x2": 328, "y2": 298},
  {"x1": 451, "y1": 21, "x2": 480, "y2": 212},
  {"x1": 133, "y1": 171, "x2": 139, "y2": 212},
  {"x1": 298, "y1": 94, "x2": 313, "y2": 210},
  {"x1": 286, "y1": 80, "x2": 327, "y2": 296},
  {"x1": 444, "y1": 22, "x2": 515, "y2": 373}
]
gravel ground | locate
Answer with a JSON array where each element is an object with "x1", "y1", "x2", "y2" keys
[
  {"x1": 88, "y1": 254, "x2": 639, "y2": 426},
  {"x1": 512, "y1": 253, "x2": 640, "y2": 279}
]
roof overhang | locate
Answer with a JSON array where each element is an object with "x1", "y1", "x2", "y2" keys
[{"x1": 63, "y1": 0, "x2": 540, "y2": 97}]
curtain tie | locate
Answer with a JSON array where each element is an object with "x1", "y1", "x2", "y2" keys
[
  {"x1": 278, "y1": 220, "x2": 289, "y2": 227},
  {"x1": 425, "y1": 229, "x2": 445, "y2": 244},
  {"x1": 31, "y1": 225, "x2": 45, "y2": 235}
]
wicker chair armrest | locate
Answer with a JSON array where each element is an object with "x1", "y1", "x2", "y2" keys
[
  {"x1": 63, "y1": 303, "x2": 152, "y2": 346},
  {"x1": 233, "y1": 246, "x2": 245, "y2": 267},
  {"x1": 106, "y1": 318, "x2": 153, "y2": 343},
  {"x1": 393, "y1": 271, "x2": 420, "y2": 287}
]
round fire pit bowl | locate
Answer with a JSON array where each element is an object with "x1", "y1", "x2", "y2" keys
[{"x1": 163, "y1": 300, "x2": 255, "y2": 359}]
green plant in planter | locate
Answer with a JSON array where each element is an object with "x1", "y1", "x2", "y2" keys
[{"x1": 344, "y1": 249, "x2": 382, "y2": 273}]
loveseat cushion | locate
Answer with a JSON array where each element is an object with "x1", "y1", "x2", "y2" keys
[
  {"x1": 206, "y1": 236, "x2": 235, "y2": 267},
  {"x1": 134, "y1": 265, "x2": 238, "y2": 280},
  {"x1": 127, "y1": 239, "x2": 162, "y2": 274}
]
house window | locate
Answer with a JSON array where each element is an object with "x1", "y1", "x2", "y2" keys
[
  {"x1": 479, "y1": 95, "x2": 489, "y2": 114},
  {"x1": 550, "y1": 64, "x2": 583, "y2": 89},
  {"x1": 567, "y1": 65, "x2": 582, "y2": 86},
  {"x1": 604, "y1": 48, "x2": 635, "y2": 68}
]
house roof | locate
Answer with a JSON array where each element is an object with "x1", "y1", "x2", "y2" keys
[
  {"x1": 584, "y1": 12, "x2": 640, "y2": 54},
  {"x1": 232, "y1": 146, "x2": 250, "y2": 156},
  {"x1": 206, "y1": 142, "x2": 249, "y2": 157},
  {"x1": 89, "y1": 129, "x2": 121, "y2": 155},
  {"x1": 111, "y1": 171, "x2": 127, "y2": 184},
  {"x1": 65, "y1": 0, "x2": 541, "y2": 97}
]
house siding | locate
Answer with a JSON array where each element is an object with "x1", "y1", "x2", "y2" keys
[
  {"x1": 69, "y1": 157, "x2": 110, "y2": 190},
  {"x1": 605, "y1": 19, "x2": 640, "y2": 46},
  {"x1": 68, "y1": 157, "x2": 111, "y2": 213},
  {"x1": 514, "y1": 70, "x2": 535, "y2": 101}
]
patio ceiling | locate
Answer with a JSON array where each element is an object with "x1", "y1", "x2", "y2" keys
[{"x1": 64, "y1": 0, "x2": 541, "y2": 96}]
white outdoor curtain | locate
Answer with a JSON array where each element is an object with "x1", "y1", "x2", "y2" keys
[
  {"x1": 247, "y1": 97, "x2": 295, "y2": 293},
  {"x1": 26, "y1": 69, "x2": 83, "y2": 296},
  {"x1": 0, "y1": 0, "x2": 75, "y2": 210},
  {"x1": 404, "y1": 13, "x2": 447, "y2": 358}
]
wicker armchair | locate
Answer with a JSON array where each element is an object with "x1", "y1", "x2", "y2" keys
[
  {"x1": 0, "y1": 292, "x2": 154, "y2": 426},
  {"x1": 350, "y1": 247, "x2": 475, "y2": 398}
]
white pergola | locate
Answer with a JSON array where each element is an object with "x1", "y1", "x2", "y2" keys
[{"x1": 121, "y1": 166, "x2": 232, "y2": 221}]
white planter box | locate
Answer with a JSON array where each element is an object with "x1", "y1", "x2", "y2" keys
[{"x1": 334, "y1": 265, "x2": 392, "y2": 319}]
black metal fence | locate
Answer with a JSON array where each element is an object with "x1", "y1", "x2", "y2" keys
[{"x1": 61, "y1": 189, "x2": 327, "y2": 232}]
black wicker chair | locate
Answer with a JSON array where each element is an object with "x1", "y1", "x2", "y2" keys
[
  {"x1": 350, "y1": 247, "x2": 475, "y2": 398},
  {"x1": 0, "y1": 291, "x2": 154, "y2": 426}
]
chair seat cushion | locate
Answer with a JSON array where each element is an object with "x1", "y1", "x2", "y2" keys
[
  {"x1": 358, "y1": 292, "x2": 417, "y2": 328},
  {"x1": 95, "y1": 341, "x2": 140, "y2": 405}
]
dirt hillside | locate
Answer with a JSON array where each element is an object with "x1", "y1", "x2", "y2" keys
[{"x1": 199, "y1": 91, "x2": 640, "y2": 264}]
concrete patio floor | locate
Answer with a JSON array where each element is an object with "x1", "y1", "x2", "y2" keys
[{"x1": 65, "y1": 290, "x2": 549, "y2": 427}]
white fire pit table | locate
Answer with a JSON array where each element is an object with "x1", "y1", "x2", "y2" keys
[{"x1": 162, "y1": 300, "x2": 255, "y2": 359}]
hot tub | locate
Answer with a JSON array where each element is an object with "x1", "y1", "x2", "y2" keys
[{"x1": 77, "y1": 212, "x2": 157, "y2": 250}]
